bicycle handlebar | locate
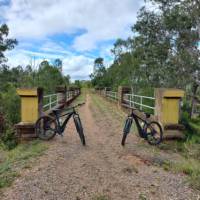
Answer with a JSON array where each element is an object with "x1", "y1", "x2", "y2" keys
[{"x1": 63, "y1": 102, "x2": 85, "y2": 111}]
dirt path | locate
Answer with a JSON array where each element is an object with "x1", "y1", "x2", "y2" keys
[{"x1": 2, "y1": 93, "x2": 199, "y2": 200}]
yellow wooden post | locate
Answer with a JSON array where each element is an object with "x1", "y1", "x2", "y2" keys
[
  {"x1": 16, "y1": 88, "x2": 43, "y2": 123},
  {"x1": 15, "y1": 88, "x2": 43, "y2": 140},
  {"x1": 17, "y1": 88, "x2": 38, "y2": 123},
  {"x1": 155, "y1": 88, "x2": 184, "y2": 126}
]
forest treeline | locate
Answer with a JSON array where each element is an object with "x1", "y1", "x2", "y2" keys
[{"x1": 90, "y1": 0, "x2": 200, "y2": 101}]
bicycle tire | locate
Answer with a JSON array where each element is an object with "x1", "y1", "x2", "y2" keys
[
  {"x1": 144, "y1": 121, "x2": 163, "y2": 145},
  {"x1": 35, "y1": 116, "x2": 57, "y2": 140},
  {"x1": 73, "y1": 114, "x2": 86, "y2": 146},
  {"x1": 121, "y1": 117, "x2": 133, "y2": 146}
]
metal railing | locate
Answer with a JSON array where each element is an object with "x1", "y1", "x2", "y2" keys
[
  {"x1": 106, "y1": 91, "x2": 118, "y2": 101},
  {"x1": 43, "y1": 90, "x2": 80, "y2": 111},
  {"x1": 43, "y1": 93, "x2": 58, "y2": 111},
  {"x1": 123, "y1": 93, "x2": 155, "y2": 113}
]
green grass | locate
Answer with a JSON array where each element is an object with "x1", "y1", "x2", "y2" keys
[
  {"x1": 158, "y1": 135, "x2": 200, "y2": 190},
  {"x1": 92, "y1": 194, "x2": 111, "y2": 200},
  {"x1": 72, "y1": 87, "x2": 87, "y2": 105},
  {"x1": 139, "y1": 193, "x2": 148, "y2": 200},
  {"x1": 91, "y1": 93, "x2": 126, "y2": 120},
  {"x1": 159, "y1": 158, "x2": 200, "y2": 190},
  {"x1": 0, "y1": 140, "x2": 48, "y2": 189}
]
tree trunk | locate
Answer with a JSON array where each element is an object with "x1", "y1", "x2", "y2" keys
[{"x1": 190, "y1": 83, "x2": 199, "y2": 118}]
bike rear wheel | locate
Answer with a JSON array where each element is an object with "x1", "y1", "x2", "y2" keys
[
  {"x1": 121, "y1": 117, "x2": 133, "y2": 146},
  {"x1": 73, "y1": 114, "x2": 86, "y2": 146},
  {"x1": 144, "y1": 121, "x2": 163, "y2": 145},
  {"x1": 35, "y1": 116, "x2": 57, "y2": 140}
]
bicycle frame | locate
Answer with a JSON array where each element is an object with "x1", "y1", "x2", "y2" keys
[
  {"x1": 54, "y1": 108, "x2": 77, "y2": 134},
  {"x1": 129, "y1": 110, "x2": 150, "y2": 139}
]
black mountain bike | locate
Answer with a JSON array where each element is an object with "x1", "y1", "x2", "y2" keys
[
  {"x1": 121, "y1": 108, "x2": 163, "y2": 146},
  {"x1": 35, "y1": 103, "x2": 86, "y2": 146}
]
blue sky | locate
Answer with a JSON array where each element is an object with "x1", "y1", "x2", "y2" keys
[{"x1": 0, "y1": 0, "x2": 144, "y2": 80}]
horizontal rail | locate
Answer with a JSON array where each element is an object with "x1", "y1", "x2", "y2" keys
[
  {"x1": 123, "y1": 93, "x2": 155, "y2": 112},
  {"x1": 123, "y1": 99, "x2": 155, "y2": 109},
  {"x1": 96, "y1": 88, "x2": 155, "y2": 113},
  {"x1": 43, "y1": 93, "x2": 58, "y2": 111},
  {"x1": 43, "y1": 89, "x2": 80, "y2": 111},
  {"x1": 106, "y1": 91, "x2": 118, "y2": 101},
  {"x1": 43, "y1": 94, "x2": 57, "y2": 98},
  {"x1": 124, "y1": 93, "x2": 155, "y2": 100}
]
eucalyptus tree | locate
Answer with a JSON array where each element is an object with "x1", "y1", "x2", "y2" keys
[{"x1": 0, "y1": 24, "x2": 17, "y2": 65}]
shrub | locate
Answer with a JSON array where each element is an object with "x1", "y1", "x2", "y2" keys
[{"x1": 1, "y1": 127, "x2": 18, "y2": 150}]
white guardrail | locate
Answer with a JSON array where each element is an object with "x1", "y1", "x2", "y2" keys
[
  {"x1": 106, "y1": 91, "x2": 118, "y2": 101},
  {"x1": 123, "y1": 93, "x2": 155, "y2": 112},
  {"x1": 43, "y1": 93, "x2": 59, "y2": 111},
  {"x1": 43, "y1": 90, "x2": 79, "y2": 111}
]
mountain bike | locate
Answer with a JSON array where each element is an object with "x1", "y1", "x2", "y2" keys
[
  {"x1": 121, "y1": 108, "x2": 163, "y2": 146},
  {"x1": 35, "y1": 103, "x2": 86, "y2": 146}
]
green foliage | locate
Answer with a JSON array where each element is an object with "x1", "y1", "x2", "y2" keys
[
  {"x1": 0, "y1": 24, "x2": 17, "y2": 65},
  {"x1": 0, "y1": 84, "x2": 20, "y2": 125},
  {"x1": 90, "y1": 57, "x2": 110, "y2": 88},
  {"x1": 1, "y1": 128, "x2": 18, "y2": 150},
  {"x1": 37, "y1": 61, "x2": 66, "y2": 94}
]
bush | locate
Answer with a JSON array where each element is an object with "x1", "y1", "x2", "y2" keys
[
  {"x1": 0, "y1": 84, "x2": 20, "y2": 150},
  {"x1": 1, "y1": 127, "x2": 18, "y2": 150},
  {"x1": 1, "y1": 84, "x2": 20, "y2": 125}
]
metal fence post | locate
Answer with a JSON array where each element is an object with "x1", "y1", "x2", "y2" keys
[
  {"x1": 140, "y1": 96, "x2": 142, "y2": 110},
  {"x1": 49, "y1": 95, "x2": 52, "y2": 110}
]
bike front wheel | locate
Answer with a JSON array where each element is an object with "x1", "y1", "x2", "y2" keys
[
  {"x1": 73, "y1": 114, "x2": 86, "y2": 146},
  {"x1": 35, "y1": 116, "x2": 57, "y2": 140},
  {"x1": 121, "y1": 117, "x2": 133, "y2": 146},
  {"x1": 144, "y1": 121, "x2": 163, "y2": 145}
]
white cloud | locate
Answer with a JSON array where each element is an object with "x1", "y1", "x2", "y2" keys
[
  {"x1": 39, "y1": 41, "x2": 73, "y2": 55},
  {"x1": 5, "y1": 47, "x2": 94, "y2": 80},
  {"x1": 1, "y1": 0, "x2": 144, "y2": 51},
  {"x1": 63, "y1": 55, "x2": 93, "y2": 80},
  {"x1": 1, "y1": 0, "x2": 144, "y2": 80}
]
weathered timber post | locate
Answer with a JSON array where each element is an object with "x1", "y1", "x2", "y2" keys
[
  {"x1": 56, "y1": 85, "x2": 67, "y2": 105},
  {"x1": 155, "y1": 88, "x2": 185, "y2": 140},
  {"x1": 104, "y1": 87, "x2": 111, "y2": 97},
  {"x1": 118, "y1": 86, "x2": 131, "y2": 108},
  {"x1": 65, "y1": 86, "x2": 80, "y2": 105},
  {"x1": 15, "y1": 87, "x2": 43, "y2": 140}
]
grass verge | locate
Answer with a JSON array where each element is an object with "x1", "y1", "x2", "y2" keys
[
  {"x1": 72, "y1": 87, "x2": 87, "y2": 106},
  {"x1": 158, "y1": 136, "x2": 200, "y2": 190},
  {"x1": 0, "y1": 139, "x2": 48, "y2": 189}
]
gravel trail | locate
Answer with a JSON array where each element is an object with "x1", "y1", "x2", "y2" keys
[{"x1": 2, "y1": 93, "x2": 199, "y2": 200}]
